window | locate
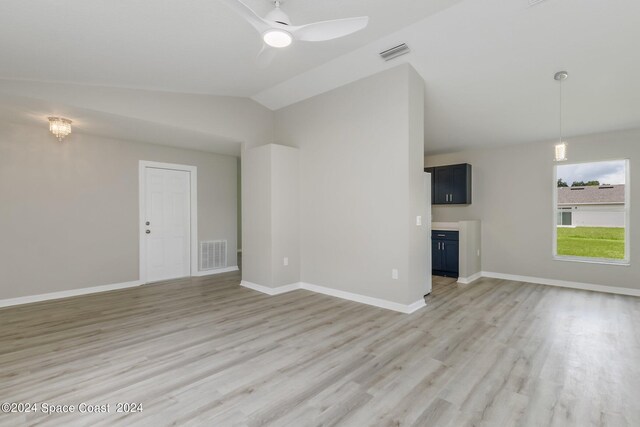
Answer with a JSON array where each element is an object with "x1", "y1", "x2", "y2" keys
[
  {"x1": 554, "y1": 160, "x2": 629, "y2": 264},
  {"x1": 557, "y1": 208, "x2": 573, "y2": 226}
]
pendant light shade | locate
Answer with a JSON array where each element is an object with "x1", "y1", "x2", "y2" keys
[{"x1": 554, "y1": 142, "x2": 567, "y2": 162}]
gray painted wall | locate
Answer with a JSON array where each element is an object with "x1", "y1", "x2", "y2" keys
[
  {"x1": 270, "y1": 145, "x2": 300, "y2": 287},
  {"x1": 407, "y1": 67, "x2": 429, "y2": 299},
  {"x1": 0, "y1": 122, "x2": 238, "y2": 300},
  {"x1": 240, "y1": 145, "x2": 272, "y2": 286},
  {"x1": 425, "y1": 128, "x2": 639, "y2": 291},
  {"x1": 237, "y1": 157, "x2": 242, "y2": 251},
  {"x1": 241, "y1": 144, "x2": 299, "y2": 288},
  {"x1": 458, "y1": 220, "x2": 481, "y2": 279},
  {"x1": 274, "y1": 64, "x2": 427, "y2": 305}
]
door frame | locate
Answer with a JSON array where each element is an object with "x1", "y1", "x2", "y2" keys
[{"x1": 139, "y1": 160, "x2": 198, "y2": 284}]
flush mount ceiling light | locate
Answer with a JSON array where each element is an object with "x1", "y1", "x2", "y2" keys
[
  {"x1": 553, "y1": 71, "x2": 568, "y2": 162},
  {"x1": 48, "y1": 117, "x2": 72, "y2": 142},
  {"x1": 263, "y1": 29, "x2": 292, "y2": 48}
]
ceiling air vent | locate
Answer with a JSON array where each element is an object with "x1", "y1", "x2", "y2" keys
[{"x1": 379, "y1": 43, "x2": 410, "y2": 61}]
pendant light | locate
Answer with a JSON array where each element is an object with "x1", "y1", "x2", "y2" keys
[{"x1": 554, "y1": 71, "x2": 568, "y2": 161}]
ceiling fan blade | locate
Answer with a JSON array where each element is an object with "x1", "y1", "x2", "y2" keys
[
  {"x1": 291, "y1": 16, "x2": 369, "y2": 42},
  {"x1": 218, "y1": 0, "x2": 271, "y2": 33},
  {"x1": 256, "y1": 44, "x2": 278, "y2": 68}
]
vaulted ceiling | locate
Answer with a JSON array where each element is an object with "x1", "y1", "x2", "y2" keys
[
  {"x1": 1, "y1": 0, "x2": 638, "y2": 155},
  {"x1": 0, "y1": 0, "x2": 460, "y2": 95}
]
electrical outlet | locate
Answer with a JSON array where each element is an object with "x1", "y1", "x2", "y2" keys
[
  {"x1": 416, "y1": 215, "x2": 422, "y2": 226},
  {"x1": 477, "y1": 249, "x2": 480, "y2": 257},
  {"x1": 283, "y1": 257, "x2": 289, "y2": 266},
  {"x1": 392, "y1": 269, "x2": 399, "y2": 280}
]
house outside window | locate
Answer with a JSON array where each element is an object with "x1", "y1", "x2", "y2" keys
[{"x1": 554, "y1": 160, "x2": 629, "y2": 264}]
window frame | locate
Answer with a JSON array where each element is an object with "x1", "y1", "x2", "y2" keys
[{"x1": 552, "y1": 159, "x2": 631, "y2": 266}]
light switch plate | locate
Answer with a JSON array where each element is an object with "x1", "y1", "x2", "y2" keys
[
  {"x1": 416, "y1": 215, "x2": 422, "y2": 226},
  {"x1": 392, "y1": 269, "x2": 399, "y2": 280},
  {"x1": 284, "y1": 257, "x2": 289, "y2": 266}
]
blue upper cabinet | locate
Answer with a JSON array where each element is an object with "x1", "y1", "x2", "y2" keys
[{"x1": 425, "y1": 163, "x2": 472, "y2": 205}]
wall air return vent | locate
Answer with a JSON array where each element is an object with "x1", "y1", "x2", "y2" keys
[
  {"x1": 379, "y1": 43, "x2": 411, "y2": 61},
  {"x1": 200, "y1": 240, "x2": 227, "y2": 270}
]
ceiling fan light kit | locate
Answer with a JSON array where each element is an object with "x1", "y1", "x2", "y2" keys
[
  {"x1": 220, "y1": 0, "x2": 369, "y2": 66},
  {"x1": 263, "y1": 29, "x2": 292, "y2": 48}
]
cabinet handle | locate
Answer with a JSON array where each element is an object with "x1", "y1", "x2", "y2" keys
[
  {"x1": 442, "y1": 242, "x2": 445, "y2": 250},
  {"x1": 449, "y1": 194, "x2": 453, "y2": 202}
]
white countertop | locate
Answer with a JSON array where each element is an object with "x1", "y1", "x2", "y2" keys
[{"x1": 432, "y1": 221, "x2": 459, "y2": 231}]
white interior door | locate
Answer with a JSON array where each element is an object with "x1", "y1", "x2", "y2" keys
[{"x1": 144, "y1": 167, "x2": 191, "y2": 282}]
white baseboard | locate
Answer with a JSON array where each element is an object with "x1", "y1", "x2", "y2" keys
[
  {"x1": 481, "y1": 271, "x2": 640, "y2": 297},
  {"x1": 0, "y1": 280, "x2": 144, "y2": 309},
  {"x1": 300, "y1": 282, "x2": 425, "y2": 314},
  {"x1": 192, "y1": 266, "x2": 239, "y2": 277},
  {"x1": 1, "y1": 266, "x2": 241, "y2": 309},
  {"x1": 240, "y1": 280, "x2": 426, "y2": 314},
  {"x1": 457, "y1": 272, "x2": 482, "y2": 285},
  {"x1": 240, "y1": 280, "x2": 300, "y2": 296}
]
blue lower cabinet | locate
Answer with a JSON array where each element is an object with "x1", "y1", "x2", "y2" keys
[
  {"x1": 443, "y1": 241, "x2": 459, "y2": 275},
  {"x1": 432, "y1": 240, "x2": 443, "y2": 271},
  {"x1": 432, "y1": 231, "x2": 459, "y2": 277}
]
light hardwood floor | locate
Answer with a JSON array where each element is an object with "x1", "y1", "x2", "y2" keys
[{"x1": 1, "y1": 272, "x2": 639, "y2": 426}]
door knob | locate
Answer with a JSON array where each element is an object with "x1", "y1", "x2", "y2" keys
[{"x1": 146, "y1": 230, "x2": 151, "y2": 234}]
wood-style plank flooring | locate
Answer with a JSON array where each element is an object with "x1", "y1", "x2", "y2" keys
[{"x1": 1, "y1": 272, "x2": 639, "y2": 426}]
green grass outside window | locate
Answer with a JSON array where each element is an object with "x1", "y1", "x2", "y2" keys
[{"x1": 557, "y1": 227, "x2": 625, "y2": 260}]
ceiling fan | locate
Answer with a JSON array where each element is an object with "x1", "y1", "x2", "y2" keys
[{"x1": 219, "y1": 0, "x2": 369, "y2": 67}]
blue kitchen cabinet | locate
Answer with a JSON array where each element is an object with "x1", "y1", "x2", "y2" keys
[
  {"x1": 432, "y1": 230, "x2": 459, "y2": 277},
  {"x1": 424, "y1": 164, "x2": 472, "y2": 205}
]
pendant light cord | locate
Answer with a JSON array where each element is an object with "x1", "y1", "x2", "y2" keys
[{"x1": 559, "y1": 78, "x2": 563, "y2": 143}]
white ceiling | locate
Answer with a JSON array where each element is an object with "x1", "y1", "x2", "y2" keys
[
  {"x1": 1, "y1": 0, "x2": 639, "y2": 154},
  {"x1": 0, "y1": 0, "x2": 461, "y2": 96},
  {"x1": 257, "y1": 0, "x2": 640, "y2": 153},
  {"x1": 0, "y1": 93, "x2": 243, "y2": 156}
]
